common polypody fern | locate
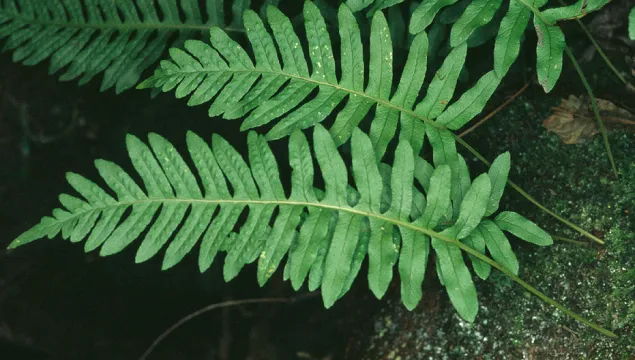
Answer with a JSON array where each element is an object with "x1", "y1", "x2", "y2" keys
[
  {"x1": 139, "y1": 1, "x2": 497, "y2": 160},
  {"x1": 3, "y1": 0, "x2": 618, "y2": 336},
  {"x1": 10, "y1": 124, "x2": 552, "y2": 321}
]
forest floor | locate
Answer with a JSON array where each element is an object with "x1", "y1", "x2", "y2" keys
[{"x1": 0, "y1": 3, "x2": 634, "y2": 359}]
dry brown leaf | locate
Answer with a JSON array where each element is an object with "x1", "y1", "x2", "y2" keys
[{"x1": 543, "y1": 95, "x2": 635, "y2": 144}]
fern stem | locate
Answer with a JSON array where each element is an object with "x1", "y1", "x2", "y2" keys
[
  {"x1": 563, "y1": 46, "x2": 619, "y2": 178},
  {"x1": 451, "y1": 135, "x2": 605, "y2": 245}
]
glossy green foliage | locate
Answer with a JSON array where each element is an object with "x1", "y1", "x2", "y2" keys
[
  {"x1": 9, "y1": 123, "x2": 550, "y2": 319},
  {"x1": 410, "y1": 0, "x2": 608, "y2": 93},
  {"x1": 139, "y1": 2, "x2": 507, "y2": 159},
  {"x1": 0, "y1": 0, "x2": 250, "y2": 93}
]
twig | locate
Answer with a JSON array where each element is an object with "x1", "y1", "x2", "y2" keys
[
  {"x1": 219, "y1": 298, "x2": 231, "y2": 360},
  {"x1": 600, "y1": 116, "x2": 635, "y2": 127},
  {"x1": 138, "y1": 293, "x2": 318, "y2": 360},
  {"x1": 564, "y1": 46, "x2": 619, "y2": 178},
  {"x1": 7, "y1": 94, "x2": 78, "y2": 144},
  {"x1": 459, "y1": 82, "x2": 530, "y2": 138},
  {"x1": 561, "y1": 324, "x2": 581, "y2": 337}
]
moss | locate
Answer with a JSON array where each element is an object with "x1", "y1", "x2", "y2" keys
[{"x1": 350, "y1": 95, "x2": 634, "y2": 359}]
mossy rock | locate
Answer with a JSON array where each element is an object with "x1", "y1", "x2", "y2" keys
[{"x1": 348, "y1": 95, "x2": 634, "y2": 359}]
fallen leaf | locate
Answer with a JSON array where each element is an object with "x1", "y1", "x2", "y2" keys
[{"x1": 543, "y1": 95, "x2": 635, "y2": 144}]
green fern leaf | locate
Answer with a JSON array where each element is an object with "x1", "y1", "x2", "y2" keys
[
  {"x1": 419, "y1": 164, "x2": 452, "y2": 229},
  {"x1": 451, "y1": 154, "x2": 471, "y2": 218},
  {"x1": 477, "y1": 220, "x2": 519, "y2": 274},
  {"x1": 495, "y1": 211, "x2": 553, "y2": 246},
  {"x1": 433, "y1": 229, "x2": 478, "y2": 321},
  {"x1": 0, "y1": 0, "x2": 249, "y2": 93},
  {"x1": 414, "y1": 158, "x2": 435, "y2": 193},
  {"x1": 395, "y1": 31, "x2": 429, "y2": 155},
  {"x1": 533, "y1": 16, "x2": 565, "y2": 93},
  {"x1": 416, "y1": 43, "x2": 468, "y2": 120},
  {"x1": 542, "y1": 0, "x2": 587, "y2": 23},
  {"x1": 484, "y1": 151, "x2": 510, "y2": 216},
  {"x1": 436, "y1": 70, "x2": 501, "y2": 130},
  {"x1": 11, "y1": 124, "x2": 553, "y2": 318},
  {"x1": 451, "y1": 173, "x2": 491, "y2": 239},
  {"x1": 449, "y1": 0, "x2": 502, "y2": 47},
  {"x1": 493, "y1": 0, "x2": 531, "y2": 77},
  {"x1": 138, "y1": 0, "x2": 613, "y2": 156},
  {"x1": 410, "y1": 0, "x2": 459, "y2": 34}
]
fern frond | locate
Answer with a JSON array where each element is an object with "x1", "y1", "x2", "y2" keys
[
  {"x1": 0, "y1": 0, "x2": 250, "y2": 93},
  {"x1": 10, "y1": 124, "x2": 553, "y2": 320},
  {"x1": 139, "y1": 2, "x2": 504, "y2": 159}
]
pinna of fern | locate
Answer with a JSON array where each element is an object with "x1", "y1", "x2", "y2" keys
[
  {"x1": 10, "y1": 124, "x2": 618, "y2": 336},
  {"x1": 0, "y1": 0, "x2": 254, "y2": 93},
  {"x1": 10, "y1": 122, "x2": 551, "y2": 320}
]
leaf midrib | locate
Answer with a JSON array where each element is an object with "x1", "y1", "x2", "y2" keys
[{"x1": 42, "y1": 196, "x2": 455, "y2": 246}]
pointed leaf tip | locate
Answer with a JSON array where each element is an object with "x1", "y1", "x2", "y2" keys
[{"x1": 495, "y1": 211, "x2": 553, "y2": 246}]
